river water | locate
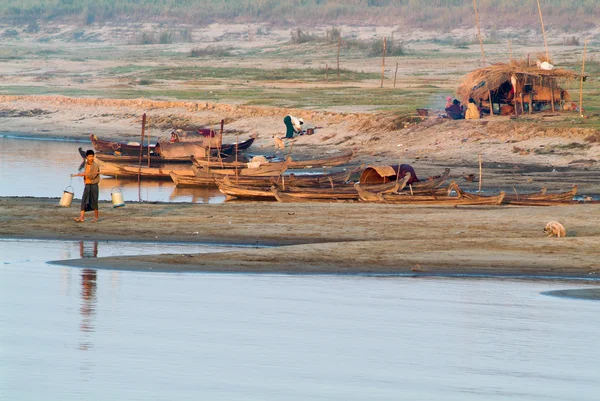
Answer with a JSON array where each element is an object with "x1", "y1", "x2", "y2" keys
[
  {"x1": 1, "y1": 238, "x2": 599, "y2": 401},
  {"x1": 0, "y1": 135, "x2": 225, "y2": 203}
]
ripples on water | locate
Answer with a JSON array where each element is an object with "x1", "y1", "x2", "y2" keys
[
  {"x1": 0, "y1": 136, "x2": 225, "y2": 203},
  {"x1": 1, "y1": 239, "x2": 599, "y2": 401}
]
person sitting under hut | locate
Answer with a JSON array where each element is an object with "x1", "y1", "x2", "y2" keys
[
  {"x1": 283, "y1": 115, "x2": 304, "y2": 138},
  {"x1": 465, "y1": 98, "x2": 481, "y2": 120},
  {"x1": 445, "y1": 99, "x2": 464, "y2": 120}
]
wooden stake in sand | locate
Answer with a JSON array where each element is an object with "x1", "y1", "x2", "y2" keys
[
  {"x1": 579, "y1": 39, "x2": 588, "y2": 118},
  {"x1": 337, "y1": 36, "x2": 341, "y2": 84},
  {"x1": 326, "y1": 63, "x2": 329, "y2": 82},
  {"x1": 138, "y1": 113, "x2": 146, "y2": 202},
  {"x1": 536, "y1": 0, "x2": 550, "y2": 61},
  {"x1": 393, "y1": 62, "x2": 399, "y2": 88},
  {"x1": 478, "y1": 154, "x2": 483, "y2": 193},
  {"x1": 473, "y1": 0, "x2": 486, "y2": 66},
  {"x1": 380, "y1": 37, "x2": 386, "y2": 88}
]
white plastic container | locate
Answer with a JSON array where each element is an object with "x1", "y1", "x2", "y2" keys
[
  {"x1": 59, "y1": 186, "x2": 74, "y2": 207},
  {"x1": 111, "y1": 187, "x2": 125, "y2": 208}
]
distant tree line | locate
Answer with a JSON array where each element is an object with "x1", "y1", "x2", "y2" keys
[{"x1": 1, "y1": 0, "x2": 598, "y2": 31}]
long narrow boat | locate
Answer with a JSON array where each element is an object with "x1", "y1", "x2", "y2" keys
[
  {"x1": 376, "y1": 188, "x2": 505, "y2": 206},
  {"x1": 190, "y1": 151, "x2": 353, "y2": 171},
  {"x1": 90, "y1": 134, "x2": 256, "y2": 160},
  {"x1": 216, "y1": 177, "x2": 276, "y2": 200},
  {"x1": 94, "y1": 158, "x2": 194, "y2": 179},
  {"x1": 90, "y1": 134, "x2": 155, "y2": 155},
  {"x1": 454, "y1": 185, "x2": 577, "y2": 206},
  {"x1": 187, "y1": 165, "x2": 359, "y2": 188},
  {"x1": 270, "y1": 187, "x2": 356, "y2": 203},
  {"x1": 117, "y1": 164, "x2": 194, "y2": 179},
  {"x1": 502, "y1": 185, "x2": 577, "y2": 204},
  {"x1": 287, "y1": 151, "x2": 354, "y2": 168},
  {"x1": 170, "y1": 172, "x2": 218, "y2": 187},
  {"x1": 216, "y1": 171, "x2": 406, "y2": 201},
  {"x1": 192, "y1": 159, "x2": 290, "y2": 177}
]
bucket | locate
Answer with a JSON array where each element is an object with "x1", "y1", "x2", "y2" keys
[
  {"x1": 59, "y1": 186, "x2": 74, "y2": 207},
  {"x1": 111, "y1": 187, "x2": 125, "y2": 208}
]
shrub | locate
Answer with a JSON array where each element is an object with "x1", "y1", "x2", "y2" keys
[
  {"x1": 291, "y1": 28, "x2": 317, "y2": 44},
  {"x1": 190, "y1": 45, "x2": 233, "y2": 58},
  {"x1": 563, "y1": 36, "x2": 580, "y2": 46}
]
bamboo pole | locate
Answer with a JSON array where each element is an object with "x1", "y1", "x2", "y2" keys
[
  {"x1": 478, "y1": 154, "x2": 483, "y2": 193},
  {"x1": 579, "y1": 39, "x2": 588, "y2": 118},
  {"x1": 393, "y1": 62, "x2": 399, "y2": 88},
  {"x1": 473, "y1": 0, "x2": 486, "y2": 66},
  {"x1": 337, "y1": 36, "x2": 341, "y2": 84},
  {"x1": 326, "y1": 63, "x2": 328, "y2": 82},
  {"x1": 147, "y1": 116, "x2": 151, "y2": 167},
  {"x1": 488, "y1": 91, "x2": 494, "y2": 116},
  {"x1": 550, "y1": 81, "x2": 555, "y2": 112},
  {"x1": 536, "y1": 0, "x2": 550, "y2": 61},
  {"x1": 235, "y1": 133, "x2": 239, "y2": 185},
  {"x1": 380, "y1": 37, "x2": 386, "y2": 88}
]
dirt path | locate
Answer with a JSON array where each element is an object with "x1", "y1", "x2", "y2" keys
[{"x1": 1, "y1": 197, "x2": 599, "y2": 279}]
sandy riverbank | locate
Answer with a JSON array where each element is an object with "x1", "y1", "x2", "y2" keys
[{"x1": 1, "y1": 197, "x2": 599, "y2": 279}]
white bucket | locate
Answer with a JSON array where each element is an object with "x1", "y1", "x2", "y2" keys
[
  {"x1": 59, "y1": 186, "x2": 74, "y2": 207},
  {"x1": 111, "y1": 187, "x2": 125, "y2": 208}
]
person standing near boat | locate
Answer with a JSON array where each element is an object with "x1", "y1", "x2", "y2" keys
[
  {"x1": 283, "y1": 115, "x2": 304, "y2": 138},
  {"x1": 72, "y1": 149, "x2": 100, "y2": 223}
]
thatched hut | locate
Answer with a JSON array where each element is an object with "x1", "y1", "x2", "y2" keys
[{"x1": 457, "y1": 60, "x2": 585, "y2": 115}]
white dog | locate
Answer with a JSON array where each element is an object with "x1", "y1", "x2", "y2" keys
[{"x1": 544, "y1": 221, "x2": 566, "y2": 238}]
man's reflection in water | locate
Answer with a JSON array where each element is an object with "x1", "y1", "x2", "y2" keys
[
  {"x1": 79, "y1": 240, "x2": 98, "y2": 349},
  {"x1": 79, "y1": 240, "x2": 98, "y2": 258},
  {"x1": 79, "y1": 268, "x2": 97, "y2": 351}
]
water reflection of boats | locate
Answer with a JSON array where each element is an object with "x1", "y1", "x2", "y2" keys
[
  {"x1": 169, "y1": 186, "x2": 225, "y2": 204},
  {"x1": 98, "y1": 177, "x2": 223, "y2": 203}
]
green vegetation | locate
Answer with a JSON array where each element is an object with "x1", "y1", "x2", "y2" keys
[
  {"x1": 1, "y1": 0, "x2": 598, "y2": 30},
  {"x1": 124, "y1": 66, "x2": 380, "y2": 82}
]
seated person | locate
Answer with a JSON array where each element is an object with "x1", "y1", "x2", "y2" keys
[
  {"x1": 465, "y1": 98, "x2": 481, "y2": 120},
  {"x1": 445, "y1": 99, "x2": 464, "y2": 120}
]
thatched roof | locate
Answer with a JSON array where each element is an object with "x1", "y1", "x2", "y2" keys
[{"x1": 457, "y1": 60, "x2": 585, "y2": 101}]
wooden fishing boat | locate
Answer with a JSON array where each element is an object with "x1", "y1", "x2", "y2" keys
[
  {"x1": 90, "y1": 134, "x2": 156, "y2": 155},
  {"x1": 502, "y1": 185, "x2": 577, "y2": 204},
  {"x1": 192, "y1": 159, "x2": 290, "y2": 177},
  {"x1": 190, "y1": 165, "x2": 359, "y2": 188},
  {"x1": 169, "y1": 172, "x2": 218, "y2": 187},
  {"x1": 354, "y1": 174, "x2": 412, "y2": 201},
  {"x1": 377, "y1": 188, "x2": 505, "y2": 206},
  {"x1": 117, "y1": 164, "x2": 194, "y2": 179},
  {"x1": 286, "y1": 151, "x2": 354, "y2": 169},
  {"x1": 190, "y1": 151, "x2": 353, "y2": 171},
  {"x1": 270, "y1": 186, "x2": 355, "y2": 203},
  {"x1": 94, "y1": 158, "x2": 193, "y2": 179},
  {"x1": 358, "y1": 165, "x2": 450, "y2": 190},
  {"x1": 89, "y1": 133, "x2": 256, "y2": 160},
  {"x1": 453, "y1": 185, "x2": 577, "y2": 206},
  {"x1": 216, "y1": 176, "x2": 277, "y2": 200}
]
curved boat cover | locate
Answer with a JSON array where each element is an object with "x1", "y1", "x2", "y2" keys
[{"x1": 359, "y1": 164, "x2": 419, "y2": 185}]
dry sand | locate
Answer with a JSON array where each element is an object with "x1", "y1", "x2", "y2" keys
[{"x1": 1, "y1": 197, "x2": 599, "y2": 280}]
